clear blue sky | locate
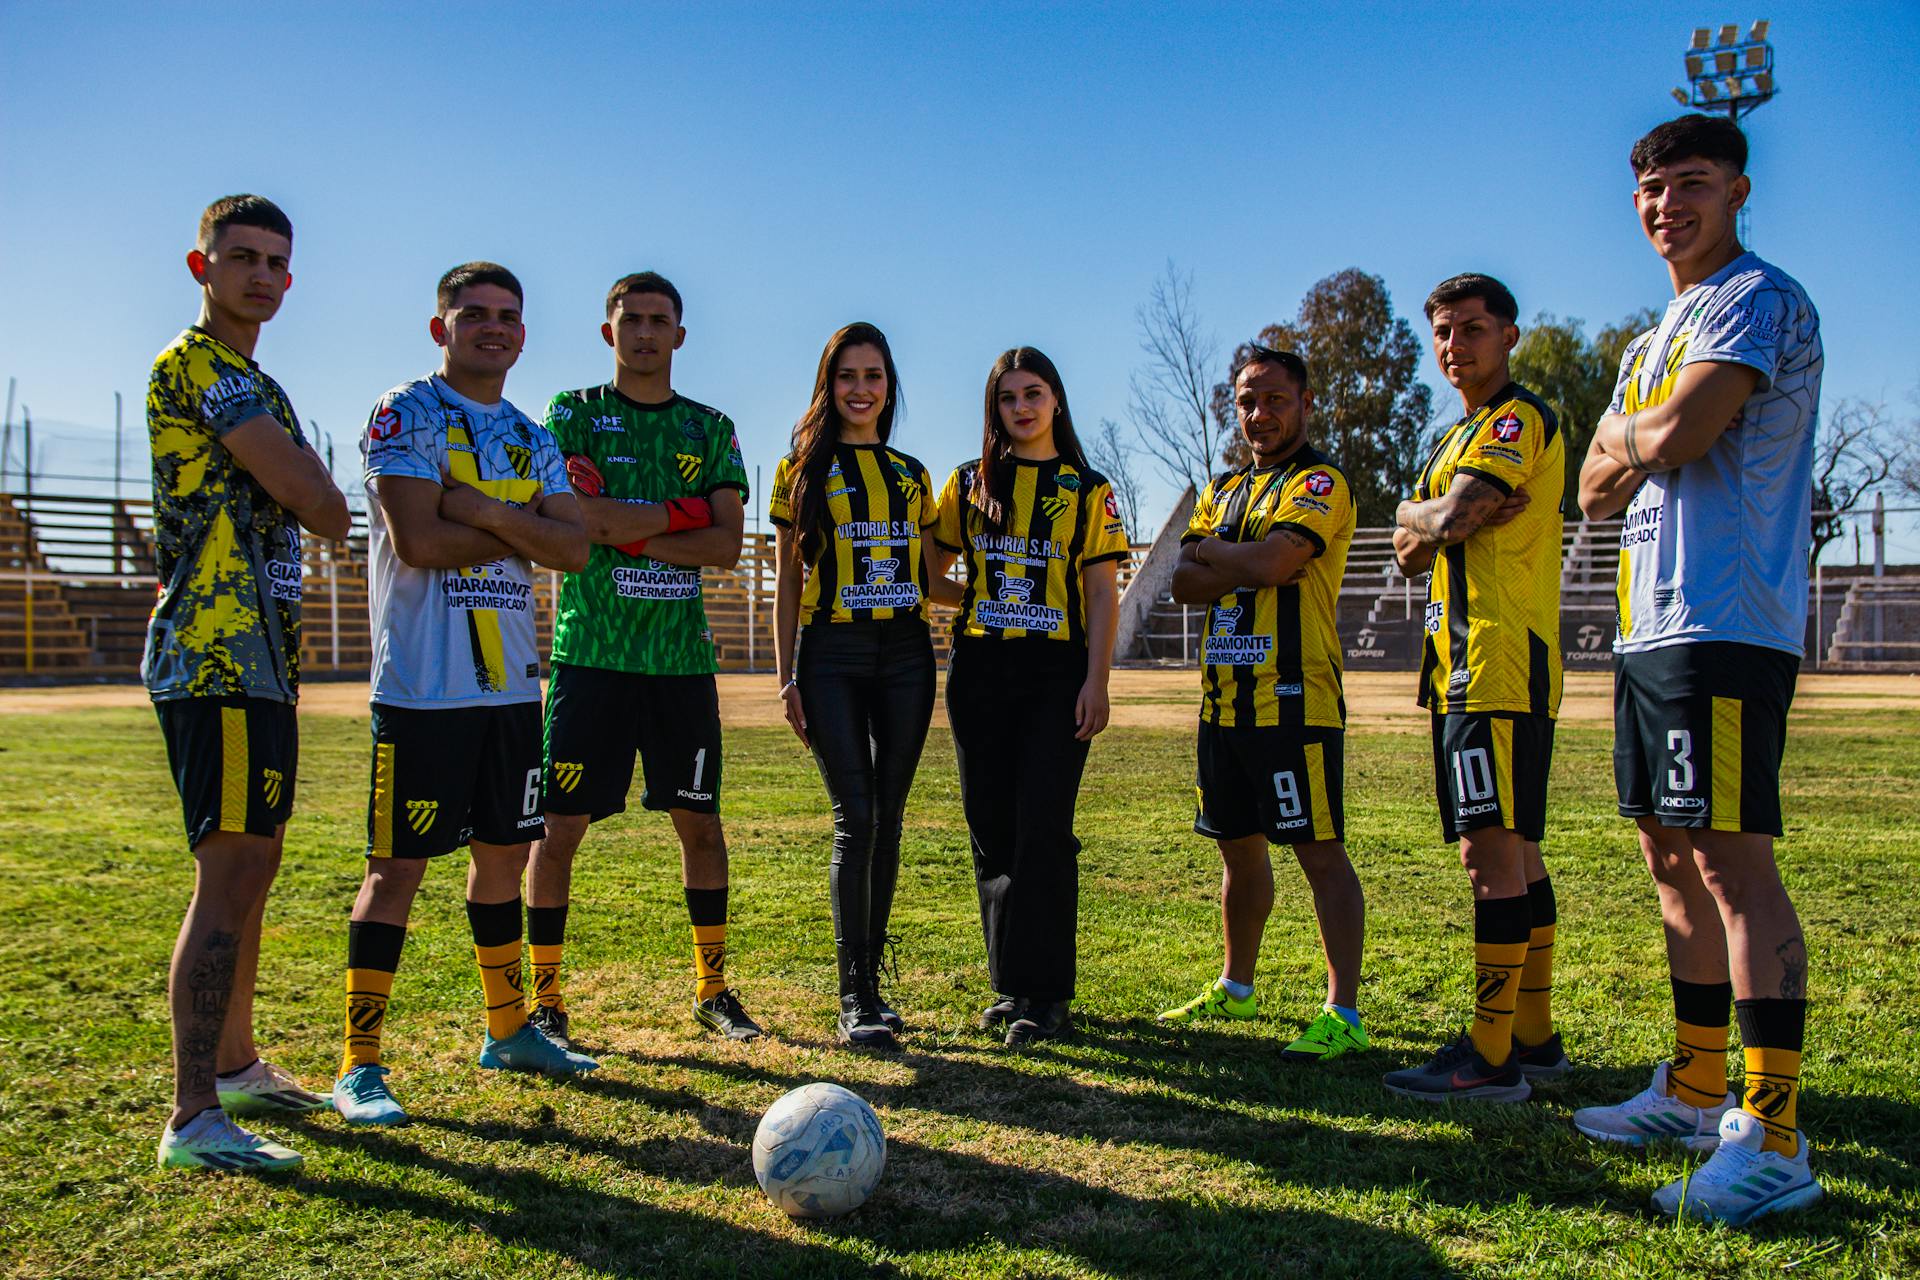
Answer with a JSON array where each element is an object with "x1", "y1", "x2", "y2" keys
[{"x1": 3, "y1": 2, "x2": 1917, "y2": 551}]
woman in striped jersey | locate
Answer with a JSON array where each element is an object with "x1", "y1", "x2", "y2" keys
[
  {"x1": 931, "y1": 348, "x2": 1130, "y2": 1047},
  {"x1": 771, "y1": 323, "x2": 957, "y2": 1048}
]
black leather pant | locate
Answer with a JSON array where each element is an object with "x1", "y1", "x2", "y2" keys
[
  {"x1": 796, "y1": 617, "x2": 935, "y2": 987},
  {"x1": 946, "y1": 636, "x2": 1091, "y2": 1002}
]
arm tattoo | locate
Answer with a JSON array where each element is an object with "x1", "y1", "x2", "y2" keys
[
  {"x1": 1401, "y1": 475, "x2": 1507, "y2": 544},
  {"x1": 1776, "y1": 935, "x2": 1807, "y2": 1000},
  {"x1": 181, "y1": 930, "x2": 240, "y2": 1095},
  {"x1": 1623, "y1": 410, "x2": 1649, "y2": 473}
]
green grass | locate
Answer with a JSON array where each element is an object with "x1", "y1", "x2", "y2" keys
[{"x1": 0, "y1": 696, "x2": 1915, "y2": 1278}]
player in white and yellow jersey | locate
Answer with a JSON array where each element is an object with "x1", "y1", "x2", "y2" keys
[
  {"x1": 333, "y1": 263, "x2": 596, "y2": 1128},
  {"x1": 1575, "y1": 115, "x2": 1824, "y2": 1226},
  {"x1": 1156, "y1": 346, "x2": 1369, "y2": 1066},
  {"x1": 1388, "y1": 274, "x2": 1568, "y2": 1105}
]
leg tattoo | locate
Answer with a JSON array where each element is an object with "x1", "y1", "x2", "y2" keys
[
  {"x1": 1775, "y1": 935, "x2": 1806, "y2": 1000},
  {"x1": 183, "y1": 930, "x2": 240, "y2": 1095}
]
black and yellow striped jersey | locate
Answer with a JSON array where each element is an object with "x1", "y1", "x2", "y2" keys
[
  {"x1": 769, "y1": 443, "x2": 937, "y2": 625},
  {"x1": 1184, "y1": 446, "x2": 1356, "y2": 729},
  {"x1": 1414, "y1": 382, "x2": 1565, "y2": 717},
  {"x1": 932, "y1": 457, "x2": 1130, "y2": 644}
]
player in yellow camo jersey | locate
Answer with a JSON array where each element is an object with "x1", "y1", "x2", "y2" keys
[
  {"x1": 148, "y1": 195, "x2": 352, "y2": 1172},
  {"x1": 1387, "y1": 273, "x2": 1567, "y2": 1105},
  {"x1": 930, "y1": 348, "x2": 1129, "y2": 1048},
  {"x1": 770, "y1": 323, "x2": 962, "y2": 1049},
  {"x1": 1155, "y1": 346, "x2": 1369, "y2": 1065}
]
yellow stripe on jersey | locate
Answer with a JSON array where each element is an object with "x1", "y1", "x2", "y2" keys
[
  {"x1": 444, "y1": 422, "x2": 537, "y2": 691},
  {"x1": 1711, "y1": 695, "x2": 1743, "y2": 832},
  {"x1": 1304, "y1": 740, "x2": 1335, "y2": 841},
  {"x1": 219, "y1": 706, "x2": 249, "y2": 832},
  {"x1": 371, "y1": 741, "x2": 396, "y2": 857},
  {"x1": 1492, "y1": 716, "x2": 1516, "y2": 828},
  {"x1": 1617, "y1": 546, "x2": 1634, "y2": 641}
]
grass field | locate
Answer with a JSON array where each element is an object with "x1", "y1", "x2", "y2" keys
[{"x1": 0, "y1": 672, "x2": 1915, "y2": 1279}]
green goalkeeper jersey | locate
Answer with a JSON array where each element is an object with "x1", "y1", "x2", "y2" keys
[{"x1": 545, "y1": 385, "x2": 750, "y2": 675}]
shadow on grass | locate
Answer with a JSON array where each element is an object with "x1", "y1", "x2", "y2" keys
[{"x1": 293, "y1": 1097, "x2": 1467, "y2": 1280}]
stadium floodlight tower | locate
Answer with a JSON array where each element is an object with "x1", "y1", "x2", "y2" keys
[{"x1": 1668, "y1": 20, "x2": 1776, "y2": 241}]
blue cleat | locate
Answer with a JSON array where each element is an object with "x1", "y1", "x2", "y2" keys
[
  {"x1": 333, "y1": 1064, "x2": 409, "y2": 1126},
  {"x1": 478, "y1": 1021, "x2": 601, "y2": 1075}
]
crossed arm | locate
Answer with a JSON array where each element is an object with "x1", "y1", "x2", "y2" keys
[
  {"x1": 223, "y1": 415, "x2": 352, "y2": 541},
  {"x1": 1578, "y1": 362, "x2": 1759, "y2": 518},
  {"x1": 1171, "y1": 526, "x2": 1317, "y2": 604},
  {"x1": 1392, "y1": 475, "x2": 1530, "y2": 575},
  {"x1": 375, "y1": 474, "x2": 587, "y2": 572}
]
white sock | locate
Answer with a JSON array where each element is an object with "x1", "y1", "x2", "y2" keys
[{"x1": 1219, "y1": 976, "x2": 1254, "y2": 1001}]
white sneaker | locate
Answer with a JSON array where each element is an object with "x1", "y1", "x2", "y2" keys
[
  {"x1": 1572, "y1": 1062, "x2": 1733, "y2": 1152},
  {"x1": 158, "y1": 1107, "x2": 302, "y2": 1172},
  {"x1": 217, "y1": 1058, "x2": 331, "y2": 1115},
  {"x1": 1651, "y1": 1107, "x2": 1823, "y2": 1225}
]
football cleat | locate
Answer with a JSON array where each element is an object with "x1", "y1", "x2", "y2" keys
[
  {"x1": 478, "y1": 1022, "x2": 601, "y2": 1075},
  {"x1": 1157, "y1": 978, "x2": 1258, "y2": 1023},
  {"x1": 1280, "y1": 1007, "x2": 1369, "y2": 1063},
  {"x1": 216, "y1": 1058, "x2": 331, "y2": 1116},
  {"x1": 333, "y1": 1064, "x2": 409, "y2": 1126},
  {"x1": 1650, "y1": 1107, "x2": 1823, "y2": 1225},
  {"x1": 1573, "y1": 1062, "x2": 1732, "y2": 1152},
  {"x1": 157, "y1": 1107, "x2": 302, "y2": 1172},
  {"x1": 1513, "y1": 1031, "x2": 1572, "y2": 1081},
  {"x1": 527, "y1": 1004, "x2": 573, "y2": 1051},
  {"x1": 694, "y1": 988, "x2": 765, "y2": 1042},
  {"x1": 1383, "y1": 1032, "x2": 1532, "y2": 1103}
]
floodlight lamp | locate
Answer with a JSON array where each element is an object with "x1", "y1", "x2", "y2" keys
[
  {"x1": 1692, "y1": 27, "x2": 1711, "y2": 49},
  {"x1": 1715, "y1": 50, "x2": 1737, "y2": 73},
  {"x1": 1685, "y1": 53, "x2": 1705, "y2": 77},
  {"x1": 1754, "y1": 70, "x2": 1774, "y2": 93},
  {"x1": 1745, "y1": 46, "x2": 1765, "y2": 69},
  {"x1": 1723, "y1": 76, "x2": 1745, "y2": 98},
  {"x1": 1750, "y1": 19, "x2": 1769, "y2": 41},
  {"x1": 1717, "y1": 23, "x2": 1738, "y2": 46},
  {"x1": 1699, "y1": 81, "x2": 1722, "y2": 100},
  {"x1": 1671, "y1": 87, "x2": 1691, "y2": 106}
]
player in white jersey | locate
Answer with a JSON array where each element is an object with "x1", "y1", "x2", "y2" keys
[
  {"x1": 333, "y1": 263, "x2": 597, "y2": 1128},
  {"x1": 1576, "y1": 116, "x2": 1823, "y2": 1226}
]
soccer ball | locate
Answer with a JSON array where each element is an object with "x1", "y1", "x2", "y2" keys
[{"x1": 751, "y1": 1082, "x2": 886, "y2": 1217}]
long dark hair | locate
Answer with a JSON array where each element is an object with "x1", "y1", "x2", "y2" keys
[
  {"x1": 786, "y1": 322, "x2": 902, "y2": 563},
  {"x1": 970, "y1": 346, "x2": 1088, "y2": 530}
]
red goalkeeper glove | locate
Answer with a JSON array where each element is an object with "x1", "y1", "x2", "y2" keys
[{"x1": 564, "y1": 454, "x2": 605, "y2": 498}]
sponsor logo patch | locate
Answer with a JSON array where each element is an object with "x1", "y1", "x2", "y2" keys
[
  {"x1": 368, "y1": 406, "x2": 403, "y2": 441},
  {"x1": 1491, "y1": 411, "x2": 1524, "y2": 442},
  {"x1": 1104, "y1": 491, "x2": 1120, "y2": 518},
  {"x1": 1303, "y1": 470, "x2": 1334, "y2": 496}
]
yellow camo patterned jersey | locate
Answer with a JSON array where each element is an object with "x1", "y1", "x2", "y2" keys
[
  {"x1": 1184, "y1": 446, "x2": 1355, "y2": 729},
  {"x1": 143, "y1": 327, "x2": 308, "y2": 703},
  {"x1": 1413, "y1": 382, "x2": 1564, "y2": 717},
  {"x1": 932, "y1": 457, "x2": 1130, "y2": 644},
  {"x1": 769, "y1": 443, "x2": 937, "y2": 625}
]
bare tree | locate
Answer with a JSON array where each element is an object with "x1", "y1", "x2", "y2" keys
[
  {"x1": 1126, "y1": 262, "x2": 1227, "y2": 495},
  {"x1": 1088, "y1": 417, "x2": 1146, "y2": 541},
  {"x1": 1812, "y1": 397, "x2": 1898, "y2": 566}
]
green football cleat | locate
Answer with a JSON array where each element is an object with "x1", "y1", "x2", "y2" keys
[
  {"x1": 157, "y1": 1107, "x2": 302, "y2": 1172},
  {"x1": 1279, "y1": 1007, "x2": 1369, "y2": 1063},
  {"x1": 216, "y1": 1058, "x2": 331, "y2": 1116},
  {"x1": 1157, "y1": 978, "x2": 1258, "y2": 1023}
]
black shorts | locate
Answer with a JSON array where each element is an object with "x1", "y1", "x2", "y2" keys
[
  {"x1": 1194, "y1": 721, "x2": 1345, "y2": 844},
  {"x1": 1614, "y1": 641, "x2": 1797, "y2": 836},
  {"x1": 367, "y1": 702, "x2": 545, "y2": 858},
  {"x1": 543, "y1": 663, "x2": 722, "y2": 821},
  {"x1": 155, "y1": 695, "x2": 297, "y2": 847},
  {"x1": 1430, "y1": 711, "x2": 1554, "y2": 843}
]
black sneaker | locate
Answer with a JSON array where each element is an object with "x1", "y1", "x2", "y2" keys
[
  {"x1": 1383, "y1": 1033, "x2": 1531, "y2": 1103},
  {"x1": 837, "y1": 991, "x2": 897, "y2": 1049},
  {"x1": 1005, "y1": 1000, "x2": 1071, "y2": 1048},
  {"x1": 527, "y1": 1004, "x2": 573, "y2": 1051},
  {"x1": 694, "y1": 988, "x2": 765, "y2": 1041},
  {"x1": 980, "y1": 995, "x2": 1024, "y2": 1031},
  {"x1": 1513, "y1": 1031, "x2": 1571, "y2": 1081}
]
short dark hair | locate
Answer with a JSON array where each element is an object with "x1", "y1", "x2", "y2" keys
[
  {"x1": 1424, "y1": 273, "x2": 1518, "y2": 325},
  {"x1": 606, "y1": 271, "x2": 683, "y2": 321},
  {"x1": 1230, "y1": 343, "x2": 1309, "y2": 392},
  {"x1": 197, "y1": 194, "x2": 292, "y2": 253},
  {"x1": 1631, "y1": 114, "x2": 1748, "y2": 176},
  {"x1": 437, "y1": 261, "x2": 524, "y2": 311}
]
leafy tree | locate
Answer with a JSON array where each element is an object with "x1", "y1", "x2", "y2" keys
[{"x1": 1510, "y1": 308, "x2": 1658, "y2": 515}]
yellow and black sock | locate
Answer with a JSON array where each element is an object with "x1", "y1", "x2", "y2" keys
[
  {"x1": 1668, "y1": 978, "x2": 1733, "y2": 1108},
  {"x1": 687, "y1": 886, "x2": 728, "y2": 1002},
  {"x1": 527, "y1": 904, "x2": 568, "y2": 1012},
  {"x1": 342, "y1": 920, "x2": 406, "y2": 1078},
  {"x1": 468, "y1": 897, "x2": 528, "y2": 1041},
  {"x1": 1514, "y1": 876, "x2": 1557, "y2": 1048},
  {"x1": 1469, "y1": 892, "x2": 1532, "y2": 1066},
  {"x1": 1736, "y1": 997, "x2": 1805, "y2": 1155}
]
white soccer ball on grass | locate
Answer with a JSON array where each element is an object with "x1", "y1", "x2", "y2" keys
[{"x1": 751, "y1": 1082, "x2": 886, "y2": 1217}]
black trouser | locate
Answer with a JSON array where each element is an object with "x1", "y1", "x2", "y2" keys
[
  {"x1": 946, "y1": 636, "x2": 1092, "y2": 1003},
  {"x1": 797, "y1": 617, "x2": 936, "y2": 991}
]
